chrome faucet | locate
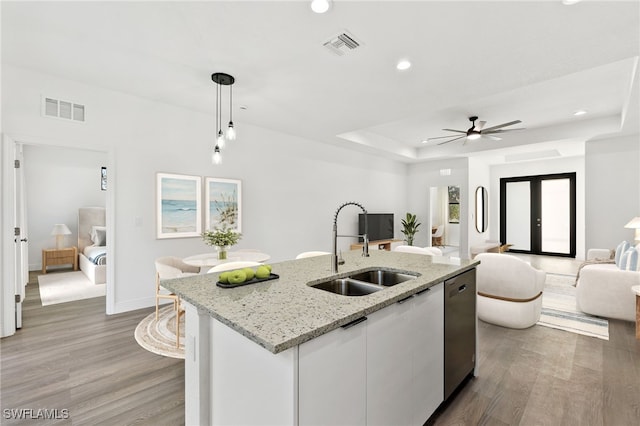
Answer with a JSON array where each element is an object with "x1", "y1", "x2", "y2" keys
[{"x1": 332, "y1": 202, "x2": 369, "y2": 273}]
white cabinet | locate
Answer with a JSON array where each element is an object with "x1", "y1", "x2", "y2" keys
[
  {"x1": 299, "y1": 317, "x2": 367, "y2": 425},
  {"x1": 412, "y1": 283, "x2": 444, "y2": 424},
  {"x1": 294, "y1": 284, "x2": 444, "y2": 426},
  {"x1": 367, "y1": 297, "x2": 414, "y2": 425},
  {"x1": 367, "y1": 283, "x2": 444, "y2": 426}
]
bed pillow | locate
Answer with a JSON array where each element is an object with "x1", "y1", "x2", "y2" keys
[{"x1": 91, "y1": 226, "x2": 107, "y2": 246}]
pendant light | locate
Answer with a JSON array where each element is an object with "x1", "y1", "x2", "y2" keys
[{"x1": 211, "y1": 72, "x2": 236, "y2": 164}]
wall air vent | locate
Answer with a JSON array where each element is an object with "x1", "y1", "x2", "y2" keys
[
  {"x1": 42, "y1": 96, "x2": 85, "y2": 122},
  {"x1": 323, "y1": 31, "x2": 362, "y2": 56}
]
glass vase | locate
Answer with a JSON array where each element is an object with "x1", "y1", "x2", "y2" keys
[{"x1": 216, "y1": 246, "x2": 230, "y2": 260}]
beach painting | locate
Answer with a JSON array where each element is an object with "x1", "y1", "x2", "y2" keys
[
  {"x1": 156, "y1": 173, "x2": 202, "y2": 239},
  {"x1": 205, "y1": 177, "x2": 241, "y2": 233}
]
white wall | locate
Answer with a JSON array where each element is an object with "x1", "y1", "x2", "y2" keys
[
  {"x1": 489, "y1": 156, "x2": 586, "y2": 259},
  {"x1": 585, "y1": 135, "x2": 640, "y2": 249},
  {"x1": 406, "y1": 158, "x2": 469, "y2": 257},
  {"x1": 468, "y1": 157, "x2": 492, "y2": 255},
  {"x1": 2, "y1": 65, "x2": 408, "y2": 313},
  {"x1": 23, "y1": 144, "x2": 106, "y2": 270}
]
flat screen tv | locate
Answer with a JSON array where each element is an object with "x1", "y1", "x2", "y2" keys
[{"x1": 358, "y1": 213, "x2": 394, "y2": 242}]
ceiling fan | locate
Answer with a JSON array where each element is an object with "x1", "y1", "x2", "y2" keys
[{"x1": 428, "y1": 116, "x2": 524, "y2": 145}]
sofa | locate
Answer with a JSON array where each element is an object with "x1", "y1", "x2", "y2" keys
[
  {"x1": 475, "y1": 253, "x2": 546, "y2": 329},
  {"x1": 575, "y1": 243, "x2": 640, "y2": 322}
]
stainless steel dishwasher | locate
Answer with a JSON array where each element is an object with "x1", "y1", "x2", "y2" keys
[{"x1": 444, "y1": 268, "x2": 476, "y2": 400}]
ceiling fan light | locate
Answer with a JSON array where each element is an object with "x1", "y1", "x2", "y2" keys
[{"x1": 467, "y1": 132, "x2": 481, "y2": 141}]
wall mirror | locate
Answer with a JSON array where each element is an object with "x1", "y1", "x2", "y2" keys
[{"x1": 475, "y1": 186, "x2": 488, "y2": 233}]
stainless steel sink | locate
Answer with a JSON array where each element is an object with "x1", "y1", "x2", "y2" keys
[
  {"x1": 310, "y1": 278, "x2": 383, "y2": 296},
  {"x1": 348, "y1": 270, "x2": 418, "y2": 287},
  {"x1": 309, "y1": 268, "x2": 419, "y2": 296}
]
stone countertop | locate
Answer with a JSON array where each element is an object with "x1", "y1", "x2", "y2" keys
[{"x1": 162, "y1": 250, "x2": 479, "y2": 354}]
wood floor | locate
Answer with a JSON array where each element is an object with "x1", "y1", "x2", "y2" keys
[
  {"x1": 0, "y1": 271, "x2": 184, "y2": 425},
  {"x1": 1, "y1": 261, "x2": 639, "y2": 426}
]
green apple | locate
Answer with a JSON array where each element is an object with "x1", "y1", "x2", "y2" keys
[
  {"x1": 256, "y1": 265, "x2": 270, "y2": 279},
  {"x1": 242, "y1": 267, "x2": 256, "y2": 280},
  {"x1": 264, "y1": 264, "x2": 272, "y2": 272},
  {"x1": 228, "y1": 269, "x2": 247, "y2": 284},
  {"x1": 218, "y1": 271, "x2": 231, "y2": 283}
]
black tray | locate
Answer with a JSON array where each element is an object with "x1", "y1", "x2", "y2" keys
[{"x1": 216, "y1": 273, "x2": 279, "y2": 288}]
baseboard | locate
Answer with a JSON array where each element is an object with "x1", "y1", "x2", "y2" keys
[{"x1": 113, "y1": 296, "x2": 158, "y2": 315}]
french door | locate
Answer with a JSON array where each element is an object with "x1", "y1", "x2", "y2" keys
[{"x1": 500, "y1": 173, "x2": 576, "y2": 257}]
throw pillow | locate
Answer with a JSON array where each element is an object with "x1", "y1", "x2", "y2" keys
[
  {"x1": 91, "y1": 226, "x2": 106, "y2": 245},
  {"x1": 614, "y1": 241, "x2": 630, "y2": 266},
  {"x1": 619, "y1": 247, "x2": 639, "y2": 271}
]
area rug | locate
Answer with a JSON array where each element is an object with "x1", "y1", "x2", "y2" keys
[
  {"x1": 537, "y1": 273, "x2": 609, "y2": 340},
  {"x1": 134, "y1": 305, "x2": 185, "y2": 359},
  {"x1": 37, "y1": 271, "x2": 106, "y2": 306}
]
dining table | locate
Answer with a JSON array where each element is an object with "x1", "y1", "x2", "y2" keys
[{"x1": 182, "y1": 251, "x2": 271, "y2": 269}]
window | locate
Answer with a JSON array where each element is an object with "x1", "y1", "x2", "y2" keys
[{"x1": 448, "y1": 186, "x2": 460, "y2": 224}]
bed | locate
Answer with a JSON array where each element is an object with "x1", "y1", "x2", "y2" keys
[{"x1": 78, "y1": 207, "x2": 107, "y2": 284}]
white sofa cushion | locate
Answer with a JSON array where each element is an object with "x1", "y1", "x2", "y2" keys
[{"x1": 576, "y1": 263, "x2": 639, "y2": 322}]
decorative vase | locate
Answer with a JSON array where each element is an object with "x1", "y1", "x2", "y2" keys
[{"x1": 216, "y1": 246, "x2": 229, "y2": 260}]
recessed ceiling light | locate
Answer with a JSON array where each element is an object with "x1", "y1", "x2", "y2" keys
[
  {"x1": 421, "y1": 140, "x2": 429, "y2": 144},
  {"x1": 562, "y1": 0, "x2": 582, "y2": 5},
  {"x1": 310, "y1": 0, "x2": 331, "y2": 14},
  {"x1": 574, "y1": 110, "x2": 587, "y2": 116},
  {"x1": 396, "y1": 60, "x2": 411, "y2": 71}
]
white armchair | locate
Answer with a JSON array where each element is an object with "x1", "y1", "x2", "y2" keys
[{"x1": 476, "y1": 253, "x2": 546, "y2": 329}]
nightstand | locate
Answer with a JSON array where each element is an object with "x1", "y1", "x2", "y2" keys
[{"x1": 42, "y1": 247, "x2": 78, "y2": 274}]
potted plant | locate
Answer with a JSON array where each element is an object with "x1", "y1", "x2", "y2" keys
[
  {"x1": 202, "y1": 226, "x2": 242, "y2": 260},
  {"x1": 401, "y1": 213, "x2": 421, "y2": 246}
]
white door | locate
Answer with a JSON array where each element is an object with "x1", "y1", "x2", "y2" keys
[{"x1": 14, "y1": 143, "x2": 28, "y2": 328}]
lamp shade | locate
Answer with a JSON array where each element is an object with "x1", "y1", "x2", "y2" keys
[
  {"x1": 625, "y1": 216, "x2": 640, "y2": 242},
  {"x1": 624, "y1": 217, "x2": 640, "y2": 229},
  {"x1": 51, "y1": 224, "x2": 71, "y2": 236}
]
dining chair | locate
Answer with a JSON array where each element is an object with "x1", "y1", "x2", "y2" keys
[
  {"x1": 207, "y1": 261, "x2": 262, "y2": 273},
  {"x1": 431, "y1": 226, "x2": 444, "y2": 247},
  {"x1": 295, "y1": 251, "x2": 330, "y2": 259},
  {"x1": 155, "y1": 257, "x2": 199, "y2": 348},
  {"x1": 394, "y1": 245, "x2": 443, "y2": 256}
]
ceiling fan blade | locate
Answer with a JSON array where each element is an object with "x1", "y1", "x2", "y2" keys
[
  {"x1": 483, "y1": 128, "x2": 526, "y2": 134},
  {"x1": 476, "y1": 120, "x2": 486, "y2": 131},
  {"x1": 483, "y1": 134, "x2": 502, "y2": 141},
  {"x1": 427, "y1": 134, "x2": 467, "y2": 141},
  {"x1": 441, "y1": 129, "x2": 467, "y2": 134},
  {"x1": 481, "y1": 120, "x2": 522, "y2": 133},
  {"x1": 437, "y1": 135, "x2": 466, "y2": 146}
]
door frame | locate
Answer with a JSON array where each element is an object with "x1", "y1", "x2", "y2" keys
[
  {"x1": 500, "y1": 172, "x2": 576, "y2": 258},
  {"x1": 1, "y1": 133, "x2": 116, "y2": 337}
]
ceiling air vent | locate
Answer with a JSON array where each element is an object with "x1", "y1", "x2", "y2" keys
[
  {"x1": 323, "y1": 31, "x2": 362, "y2": 56},
  {"x1": 42, "y1": 96, "x2": 85, "y2": 122}
]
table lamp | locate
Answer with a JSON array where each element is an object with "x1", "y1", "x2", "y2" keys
[
  {"x1": 624, "y1": 217, "x2": 640, "y2": 243},
  {"x1": 51, "y1": 224, "x2": 72, "y2": 249}
]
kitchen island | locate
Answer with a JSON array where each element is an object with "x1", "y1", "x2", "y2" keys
[{"x1": 163, "y1": 250, "x2": 479, "y2": 425}]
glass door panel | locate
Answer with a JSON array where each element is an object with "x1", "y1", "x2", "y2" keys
[
  {"x1": 541, "y1": 179, "x2": 571, "y2": 254},
  {"x1": 505, "y1": 181, "x2": 531, "y2": 251}
]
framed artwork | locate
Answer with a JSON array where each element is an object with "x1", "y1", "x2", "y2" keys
[
  {"x1": 205, "y1": 177, "x2": 242, "y2": 232},
  {"x1": 156, "y1": 172, "x2": 202, "y2": 239},
  {"x1": 100, "y1": 167, "x2": 107, "y2": 191}
]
